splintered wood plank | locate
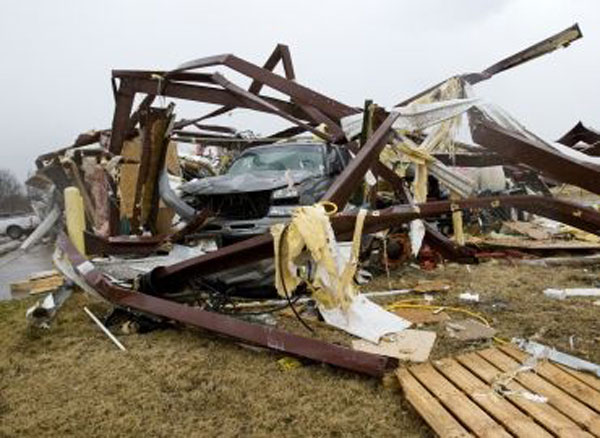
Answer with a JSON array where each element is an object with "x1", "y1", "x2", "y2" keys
[
  {"x1": 29, "y1": 269, "x2": 60, "y2": 280},
  {"x1": 120, "y1": 137, "x2": 142, "y2": 219},
  {"x1": 29, "y1": 276, "x2": 64, "y2": 295},
  {"x1": 119, "y1": 163, "x2": 140, "y2": 218},
  {"x1": 457, "y1": 351, "x2": 592, "y2": 438},
  {"x1": 499, "y1": 345, "x2": 600, "y2": 413},
  {"x1": 11, "y1": 274, "x2": 63, "y2": 295},
  {"x1": 29, "y1": 285, "x2": 60, "y2": 295},
  {"x1": 409, "y1": 363, "x2": 511, "y2": 438},
  {"x1": 10, "y1": 281, "x2": 30, "y2": 293},
  {"x1": 432, "y1": 358, "x2": 552, "y2": 438},
  {"x1": 556, "y1": 364, "x2": 600, "y2": 393},
  {"x1": 478, "y1": 348, "x2": 600, "y2": 436},
  {"x1": 396, "y1": 368, "x2": 472, "y2": 438}
]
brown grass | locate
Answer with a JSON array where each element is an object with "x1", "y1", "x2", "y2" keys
[
  {"x1": 0, "y1": 294, "x2": 427, "y2": 438},
  {"x1": 1, "y1": 259, "x2": 599, "y2": 437},
  {"x1": 366, "y1": 260, "x2": 600, "y2": 361}
]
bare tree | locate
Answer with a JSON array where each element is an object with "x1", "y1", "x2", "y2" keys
[{"x1": 0, "y1": 169, "x2": 30, "y2": 213}]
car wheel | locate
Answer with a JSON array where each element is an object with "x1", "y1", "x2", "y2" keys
[{"x1": 7, "y1": 225, "x2": 23, "y2": 240}]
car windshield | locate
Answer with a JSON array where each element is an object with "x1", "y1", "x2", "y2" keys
[{"x1": 227, "y1": 145, "x2": 325, "y2": 176}]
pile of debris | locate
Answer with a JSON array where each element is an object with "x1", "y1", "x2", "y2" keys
[{"x1": 14, "y1": 22, "x2": 600, "y2": 436}]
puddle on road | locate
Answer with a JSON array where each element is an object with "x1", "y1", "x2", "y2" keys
[{"x1": 0, "y1": 244, "x2": 55, "y2": 300}]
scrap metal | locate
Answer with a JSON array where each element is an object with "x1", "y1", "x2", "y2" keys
[
  {"x1": 28, "y1": 22, "x2": 600, "y2": 378},
  {"x1": 57, "y1": 233, "x2": 397, "y2": 377},
  {"x1": 140, "y1": 194, "x2": 600, "y2": 293}
]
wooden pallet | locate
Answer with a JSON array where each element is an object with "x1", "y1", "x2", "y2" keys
[{"x1": 397, "y1": 345, "x2": 600, "y2": 437}]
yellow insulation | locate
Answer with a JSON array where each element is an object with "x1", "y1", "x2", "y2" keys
[{"x1": 272, "y1": 205, "x2": 367, "y2": 310}]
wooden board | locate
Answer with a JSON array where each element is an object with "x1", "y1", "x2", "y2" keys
[
  {"x1": 433, "y1": 358, "x2": 552, "y2": 437},
  {"x1": 457, "y1": 351, "x2": 591, "y2": 438},
  {"x1": 556, "y1": 364, "x2": 600, "y2": 393},
  {"x1": 410, "y1": 363, "x2": 512, "y2": 438},
  {"x1": 501, "y1": 221, "x2": 552, "y2": 240},
  {"x1": 119, "y1": 137, "x2": 142, "y2": 219},
  {"x1": 499, "y1": 345, "x2": 600, "y2": 413},
  {"x1": 478, "y1": 348, "x2": 600, "y2": 435},
  {"x1": 10, "y1": 272, "x2": 64, "y2": 295},
  {"x1": 28, "y1": 269, "x2": 60, "y2": 280},
  {"x1": 393, "y1": 308, "x2": 450, "y2": 324},
  {"x1": 353, "y1": 330, "x2": 436, "y2": 362},
  {"x1": 467, "y1": 236, "x2": 600, "y2": 251},
  {"x1": 396, "y1": 368, "x2": 472, "y2": 438},
  {"x1": 398, "y1": 346, "x2": 600, "y2": 438}
]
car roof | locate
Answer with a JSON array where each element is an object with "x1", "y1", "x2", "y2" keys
[{"x1": 243, "y1": 141, "x2": 328, "y2": 153}]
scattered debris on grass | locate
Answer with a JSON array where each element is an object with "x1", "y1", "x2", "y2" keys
[{"x1": 4, "y1": 21, "x2": 600, "y2": 438}]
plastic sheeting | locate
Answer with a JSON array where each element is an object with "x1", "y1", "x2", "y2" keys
[{"x1": 514, "y1": 338, "x2": 600, "y2": 378}]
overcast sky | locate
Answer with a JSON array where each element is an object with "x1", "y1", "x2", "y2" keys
[{"x1": 1, "y1": 0, "x2": 599, "y2": 181}]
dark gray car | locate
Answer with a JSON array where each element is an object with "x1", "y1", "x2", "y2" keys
[{"x1": 181, "y1": 141, "x2": 351, "y2": 242}]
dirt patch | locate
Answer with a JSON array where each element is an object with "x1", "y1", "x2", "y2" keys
[{"x1": 1, "y1": 259, "x2": 599, "y2": 437}]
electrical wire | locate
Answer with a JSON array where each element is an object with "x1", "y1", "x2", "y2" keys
[
  {"x1": 191, "y1": 270, "x2": 305, "y2": 316},
  {"x1": 226, "y1": 295, "x2": 303, "y2": 316},
  {"x1": 278, "y1": 225, "x2": 314, "y2": 333},
  {"x1": 386, "y1": 302, "x2": 491, "y2": 326}
]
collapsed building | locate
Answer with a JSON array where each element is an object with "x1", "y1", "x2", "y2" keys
[{"x1": 16, "y1": 22, "x2": 600, "y2": 435}]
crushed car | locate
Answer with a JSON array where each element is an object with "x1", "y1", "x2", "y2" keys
[{"x1": 180, "y1": 140, "x2": 352, "y2": 242}]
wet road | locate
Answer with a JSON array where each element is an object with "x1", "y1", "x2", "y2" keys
[{"x1": 0, "y1": 244, "x2": 55, "y2": 300}]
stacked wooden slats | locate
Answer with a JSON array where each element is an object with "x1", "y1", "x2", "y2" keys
[
  {"x1": 398, "y1": 345, "x2": 600, "y2": 437},
  {"x1": 10, "y1": 270, "x2": 64, "y2": 296}
]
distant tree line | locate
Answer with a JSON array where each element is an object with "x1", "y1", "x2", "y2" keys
[{"x1": 0, "y1": 169, "x2": 31, "y2": 213}]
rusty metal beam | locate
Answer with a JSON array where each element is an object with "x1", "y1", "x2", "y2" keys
[
  {"x1": 557, "y1": 121, "x2": 600, "y2": 148},
  {"x1": 248, "y1": 45, "x2": 347, "y2": 140},
  {"x1": 142, "y1": 194, "x2": 600, "y2": 293},
  {"x1": 395, "y1": 23, "x2": 582, "y2": 106},
  {"x1": 58, "y1": 233, "x2": 396, "y2": 377},
  {"x1": 178, "y1": 44, "x2": 299, "y2": 125},
  {"x1": 113, "y1": 70, "x2": 216, "y2": 84},
  {"x1": 244, "y1": 126, "x2": 311, "y2": 148},
  {"x1": 322, "y1": 111, "x2": 399, "y2": 207},
  {"x1": 172, "y1": 54, "x2": 357, "y2": 121},
  {"x1": 84, "y1": 231, "x2": 166, "y2": 257},
  {"x1": 137, "y1": 77, "x2": 310, "y2": 119},
  {"x1": 211, "y1": 73, "x2": 334, "y2": 142},
  {"x1": 110, "y1": 47, "x2": 356, "y2": 155},
  {"x1": 108, "y1": 79, "x2": 136, "y2": 154},
  {"x1": 249, "y1": 44, "x2": 296, "y2": 94},
  {"x1": 470, "y1": 109, "x2": 600, "y2": 195},
  {"x1": 422, "y1": 224, "x2": 476, "y2": 262},
  {"x1": 173, "y1": 45, "x2": 348, "y2": 139},
  {"x1": 477, "y1": 23, "x2": 582, "y2": 82},
  {"x1": 191, "y1": 124, "x2": 237, "y2": 134}
]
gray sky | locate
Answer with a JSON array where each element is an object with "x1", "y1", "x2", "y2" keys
[{"x1": 1, "y1": 0, "x2": 599, "y2": 181}]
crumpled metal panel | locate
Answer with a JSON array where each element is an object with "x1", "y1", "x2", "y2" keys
[{"x1": 56, "y1": 233, "x2": 398, "y2": 377}]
